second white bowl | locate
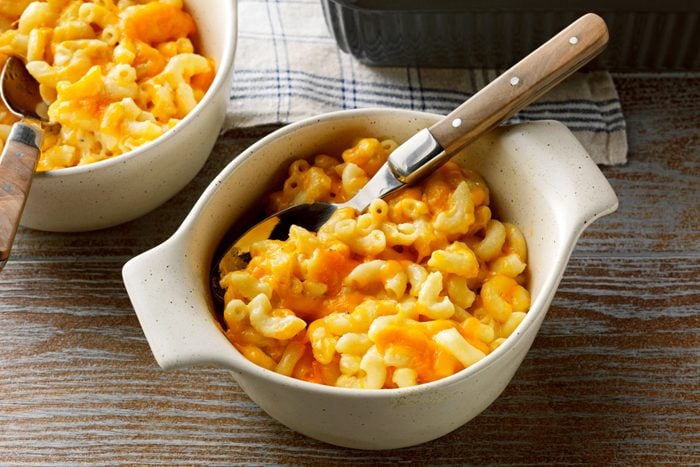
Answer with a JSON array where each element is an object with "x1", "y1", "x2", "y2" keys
[{"x1": 19, "y1": 0, "x2": 238, "y2": 232}]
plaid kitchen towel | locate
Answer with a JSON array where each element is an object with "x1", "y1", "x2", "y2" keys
[{"x1": 225, "y1": 0, "x2": 628, "y2": 165}]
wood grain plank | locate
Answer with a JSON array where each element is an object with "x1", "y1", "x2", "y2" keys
[
  {"x1": 1, "y1": 255, "x2": 697, "y2": 464},
  {"x1": 573, "y1": 74, "x2": 700, "y2": 257},
  {"x1": 0, "y1": 79, "x2": 698, "y2": 464}
]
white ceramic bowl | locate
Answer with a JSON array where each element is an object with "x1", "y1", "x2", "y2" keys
[
  {"x1": 19, "y1": 0, "x2": 237, "y2": 232},
  {"x1": 123, "y1": 109, "x2": 618, "y2": 450}
]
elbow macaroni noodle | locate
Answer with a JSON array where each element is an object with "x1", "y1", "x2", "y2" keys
[
  {"x1": 219, "y1": 138, "x2": 531, "y2": 389},
  {"x1": 0, "y1": 0, "x2": 215, "y2": 171}
]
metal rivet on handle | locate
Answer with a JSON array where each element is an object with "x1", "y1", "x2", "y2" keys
[
  {"x1": 510, "y1": 76, "x2": 520, "y2": 86},
  {"x1": 569, "y1": 36, "x2": 579, "y2": 45},
  {"x1": 452, "y1": 118, "x2": 462, "y2": 128}
]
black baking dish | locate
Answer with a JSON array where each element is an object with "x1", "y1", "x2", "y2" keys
[{"x1": 321, "y1": 0, "x2": 700, "y2": 70}]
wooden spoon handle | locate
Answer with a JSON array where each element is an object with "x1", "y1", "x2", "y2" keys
[
  {"x1": 429, "y1": 13, "x2": 608, "y2": 155},
  {"x1": 0, "y1": 122, "x2": 42, "y2": 264}
]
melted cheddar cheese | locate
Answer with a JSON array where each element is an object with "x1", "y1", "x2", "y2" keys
[{"x1": 218, "y1": 137, "x2": 531, "y2": 389}]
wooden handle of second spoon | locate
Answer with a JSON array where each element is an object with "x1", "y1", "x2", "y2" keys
[
  {"x1": 429, "y1": 13, "x2": 608, "y2": 155},
  {"x1": 0, "y1": 122, "x2": 42, "y2": 264}
]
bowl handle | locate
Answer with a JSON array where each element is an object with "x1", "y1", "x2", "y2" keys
[
  {"x1": 552, "y1": 123, "x2": 620, "y2": 231},
  {"x1": 122, "y1": 236, "x2": 242, "y2": 370},
  {"x1": 488, "y1": 120, "x2": 619, "y2": 231}
]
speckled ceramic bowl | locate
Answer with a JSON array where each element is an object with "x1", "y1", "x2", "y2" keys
[
  {"x1": 19, "y1": 0, "x2": 237, "y2": 232},
  {"x1": 123, "y1": 109, "x2": 618, "y2": 450}
]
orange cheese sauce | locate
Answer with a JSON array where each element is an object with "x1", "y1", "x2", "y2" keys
[
  {"x1": 374, "y1": 325, "x2": 461, "y2": 384},
  {"x1": 133, "y1": 41, "x2": 168, "y2": 79},
  {"x1": 122, "y1": 2, "x2": 196, "y2": 45}
]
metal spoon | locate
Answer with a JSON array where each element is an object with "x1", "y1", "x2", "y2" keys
[
  {"x1": 211, "y1": 13, "x2": 609, "y2": 299},
  {"x1": 0, "y1": 56, "x2": 47, "y2": 271}
]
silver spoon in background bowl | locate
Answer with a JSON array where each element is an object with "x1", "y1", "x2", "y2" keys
[
  {"x1": 211, "y1": 13, "x2": 609, "y2": 302},
  {"x1": 0, "y1": 56, "x2": 47, "y2": 271}
]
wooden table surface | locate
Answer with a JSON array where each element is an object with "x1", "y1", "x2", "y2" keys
[{"x1": 1, "y1": 74, "x2": 698, "y2": 464}]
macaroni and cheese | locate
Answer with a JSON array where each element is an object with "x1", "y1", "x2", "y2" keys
[
  {"x1": 218, "y1": 137, "x2": 531, "y2": 389},
  {"x1": 0, "y1": 0, "x2": 215, "y2": 171}
]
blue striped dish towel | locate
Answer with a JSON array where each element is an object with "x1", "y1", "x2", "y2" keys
[{"x1": 226, "y1": 0, "x2": 628, "y2": 165}]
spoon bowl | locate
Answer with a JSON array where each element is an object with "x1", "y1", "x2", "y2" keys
[
  {"x1": 0, "y1": 56, "x2": 46, "y2": 270},
  {"x1": 1, "y1": 56, "x2": 47, "y2": 121}
]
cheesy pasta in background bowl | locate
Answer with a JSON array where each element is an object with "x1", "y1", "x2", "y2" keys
[
  {"x1": 123, "y1": 109, "x2": 618, "y2": 449},
  {"x1": 0, "y1": 0, "x2": 237, "y2": 231}
]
